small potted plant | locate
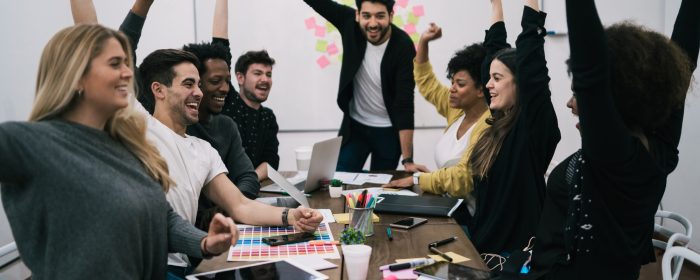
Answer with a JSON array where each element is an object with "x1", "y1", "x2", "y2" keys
[
  {"x1": 329, "y1": 179, "x2": 344, "y2": 198},
  {"x1": 340, "y1": 227, "x2": 366, "y2": 245}
]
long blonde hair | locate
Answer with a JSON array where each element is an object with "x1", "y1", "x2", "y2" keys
[{"x1": 30, "y1": 24, "x2": 173, "y2": 191}]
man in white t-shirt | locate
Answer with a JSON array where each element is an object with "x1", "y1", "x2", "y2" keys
[
  {"x1": 137, "y1": 49, "x2": 323, "y2": 278},
  {"x1": 303, "y1": 0, "x2": 429, "y2": 173}
]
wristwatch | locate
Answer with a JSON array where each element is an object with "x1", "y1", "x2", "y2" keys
[
  {"x1": 412, "y1": 172, "x2": 422, "y2": 185},
  {"x1": 401, "y1": 157, "x2": 414, "y2": 165},
  {"x1": 281, "y1": 208, "x2": 290, "y2": 227}
]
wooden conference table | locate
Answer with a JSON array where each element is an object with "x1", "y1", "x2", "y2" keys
[{"x1": 195, "y1": 171, "x2": 487, "y2": 279}]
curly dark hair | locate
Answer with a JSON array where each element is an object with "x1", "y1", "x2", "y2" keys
[
  {"x1": 446, "y1": 43, "x2": 487, "y2": 89},
  {"x1": 605, "y1": 22, "x2": 692, "y2": 132},
  {"x1": 234, "y1": 50, "x2": 275, "y2": 75},
  {"x1": 355, "y1": 0, "x2": 395, "y2": 12},
  {"x1": 182, "y1": 42, "x2": 231, "y2": 76}
]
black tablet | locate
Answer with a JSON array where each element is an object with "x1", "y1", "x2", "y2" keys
[
  {"x1": 186, "y1": 259, "x2": 328, "y2": 280},
  {"x1": 413, "y1": 261, "x2": 492, "y2": 280}
]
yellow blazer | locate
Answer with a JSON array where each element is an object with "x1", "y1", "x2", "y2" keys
[{"x1": 414, "y1": 60, "x2": 491, "y2": 198}]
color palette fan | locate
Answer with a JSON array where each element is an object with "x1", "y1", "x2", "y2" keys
[{"x1": 228, "y1": 222, "x2": 340, "y2": 261}]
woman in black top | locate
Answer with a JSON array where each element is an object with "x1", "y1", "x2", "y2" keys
[
  {"x1": 529, "y1": 0, "x2": 699, "y2": 279},
  {"x1": 467, "y1": 0, "x2": 560, "y2": 254}
]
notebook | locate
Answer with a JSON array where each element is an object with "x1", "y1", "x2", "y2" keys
[{"x1": 374, "y1": 194, "x2": 464, "y2": 217}]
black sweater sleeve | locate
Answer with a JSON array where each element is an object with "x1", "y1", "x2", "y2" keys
[
  {"x1": 481, "y1": 21, "x2": 510, "y2": 104},
  {"x1": 655, "y1": 0, "x2": 700, "y2": 153},
  {"x1": 303, "y1": 0, "x2": 355, "y2": 31},
  {"x1": 566, "y1": 0, "x2": 631, "y2": 164},
  {"x1": 516, "y1": 7, "x2": 550, "y2": 106}
]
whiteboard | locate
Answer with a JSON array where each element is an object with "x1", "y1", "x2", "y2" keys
[{"x1": 193, "y1": 0, "x2": 535, "y2": 131}]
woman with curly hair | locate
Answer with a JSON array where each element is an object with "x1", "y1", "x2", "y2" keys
[{"x1": 528, "y1": 0, "x2": 699, "y2": 278}]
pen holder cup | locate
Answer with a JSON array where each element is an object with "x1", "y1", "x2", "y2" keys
[{"x1": 349, "y1": 207, "x2": 375, "y2": 236}]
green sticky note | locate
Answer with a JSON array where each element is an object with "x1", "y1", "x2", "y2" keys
[
  {"x1": 326, "y1": 21, "x2": 337, "y2": 33},
  {"x1": 392, "y1": 15, "x2": 404, "y2": 27},
  {"x1": 341, "y1": 0, "x2": 354, "y2": 7},
  {"x1": 316, "y1": 40, "x2": 328, "y2": 52},
  {"x1": 338, "y1": 54, "x2": 343, "y2": 62},
  {"x1": 407, "y1": 12, "x2": 419, "y2": 25},
  {"x1": 410, "y1": 33, "x2": 420, "y2": 43}
]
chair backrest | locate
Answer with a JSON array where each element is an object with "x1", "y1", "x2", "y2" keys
[
  {"x1": 655, "y1": 210, "x2": 694, "y2": 280},
  {"x1": 663, "y1": 246, "x2": 700, "y2": 280}
]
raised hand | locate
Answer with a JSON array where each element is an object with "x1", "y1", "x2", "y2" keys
[
  {"x1": 420, "y1": 22, "x2": 443, "y2": 43},
  {"x1": 202, "y1": 213, "x2": 238, "y2": 256}
]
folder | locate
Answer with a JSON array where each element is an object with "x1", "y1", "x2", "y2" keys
[{"x1": 374, "y1": 194, "x2": 464, "y2": 217}]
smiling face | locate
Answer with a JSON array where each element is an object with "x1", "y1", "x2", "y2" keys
[
  {"x1": 567, "y1": 93, "x2": 580, "y2": 130},
  {"x1": 236, "y1": 63, "x2": 272, "y2": 106},
  {"x1": 486, "y1": 59, "x2": 517, "y2": 111},
  {"x1": 163, "y1": 62, "x2": 203, "y2": 126},
  {"x1": 78, "y1": 37, "x2": 133, "y2": 113},
  {"x1": 356, "y1": 1, "x2": 393, "y2": 45},
  {"x1": 449, "y1": 70, "x2": 483, "y2": 110},
  {"x1": 200, "y1": 58, "x2": 231, "y2": 114}
]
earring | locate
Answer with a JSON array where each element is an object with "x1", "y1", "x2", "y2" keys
[{"x1": 77, "y1": 89, "x2": 84, "y2": 97}]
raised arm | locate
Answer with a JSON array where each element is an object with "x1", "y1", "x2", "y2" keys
[
  {"x1": 70, "y1": 0, "x2": 97, "y2": 24},
  {"x1": 515, "y1": 2, "x2": 550, "y2": 105},
  {"x1": 656, "y1": 0, "x2": 700, "y2": 150},
  {"x1": 566, "y1": 0, "x2": 629, "y2": 162},
  {"x1": 490, "y1": 0, "x2": 504, "y2": 25},
  {"x1": 213, "y1": 0, "x2": 228, "y2": 39},
  {"x1": 119, "y1": 0, "x2": 154, "y2": 61},
  {"x1": 303, "y1": 0, "x2": 355, "y2": 30},
  {"x1": 416, "y1": 23, "x2": 442, "y2": 64},
  {"x1": 482, "y1": 0, "x2": 510, "y2": 104}
]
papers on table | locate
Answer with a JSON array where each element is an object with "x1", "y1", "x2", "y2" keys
[
  {"x1": 333, "y1": 172, "x2": 393, "y2": 185},
  {"x1": 317, "y1": 209, "x2": 336, "y2": 223}
]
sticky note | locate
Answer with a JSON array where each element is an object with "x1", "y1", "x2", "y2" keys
[
  {"x1": 410, "y1": 33, "x2": 420, "y2": 44},
  {"x1": 338, "y1": 54, "x2": 343, "y2": 62},
  {"x1": 392, "y1": 15, "x2": 404, "y2": 27},
  {"x1": 428, "y1": 252, "x2": 471, "y2": 263},
  {"x1": 341, "y1": 0, "x2": 354, "y2": 7},
  {"x1": 412, "y1": 5, "x2": 425, "y2": 17},
  {"x1": 316, "y1": 40, "x2": 328, "y2": 52},
  {"x1": 407, "y1": 12, "x2": 419, "y2": 25},
  {"x1": 317, "y1": 56, "x2": 330, "y2": 69},
  {"x1": 382, "y1": 268, "x2": 418, "y2": 279},
  {"x1": 305, "y1": 17, "x2": 316, "y2": 29},
  {"x1": 315, "y1": 26, "x2": 326, "y2": 37},
  {"x1": 397, "y1": 0, "x2": 409, "y2": 8},
  {"x1": 333, "y1": 213, "x2": 380, "y2": 224},
  {"x1": 326, "y1": 21, "x2": 337, "y2": 33},
  {"x1": 403, "y1": 23, "x2": 416, "y2": 34},
  {"x1": 327, "y1": 43, "x2": 339, "y2": 55}
]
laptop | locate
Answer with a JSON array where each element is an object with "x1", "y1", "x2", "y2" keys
[
  {"x1": 260, "y1": 136, "x2": 342, "y2": 194},
  {"x1": 262, "y1": 164, "x2": 311, "y2": 208}
]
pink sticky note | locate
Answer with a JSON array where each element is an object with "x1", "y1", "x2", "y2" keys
[
  {"x1": 403, "y1": 23, "x2": 416, "y2": 34},
  {"x1": 397, "y1": 0, "x2": 409, "y2": 8},
  {"x1": 382, "y1": 268, "x2": 418, "y2": 279},
  {"x1": 317, "y1": 56, "x2": 330, "y2": 68},
  {"x1": 315, "y1": 26, "x2": 326, "y2": 37},
  {"x1": 305, "y1": 17, "x2": 317, "y2": 29},
  {"x1": 412, "y1": 5, "x2": 424, "y2": 17},
  {"x1": 327, "y1": 43, "x2": 339, "y2": 55}
]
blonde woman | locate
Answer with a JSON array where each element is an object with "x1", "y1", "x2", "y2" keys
[{"x1": 0, "y1": 24, "x2": 235, "y2": 279}]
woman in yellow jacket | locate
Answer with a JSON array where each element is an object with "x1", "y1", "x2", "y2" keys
[{"x1": 384, "y1": 23, "x2": 490, "y2": 215}]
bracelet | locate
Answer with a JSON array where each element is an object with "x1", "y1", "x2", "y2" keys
[
  {"x1": 282, "y1": 208, "x2": 290, "y2": 227},
  {"x1": 401, "y1": 157, "x2": 414, "y2": 165},
  {"x1": 201, "y1": 237, "x2": 215, "y2": 259}
]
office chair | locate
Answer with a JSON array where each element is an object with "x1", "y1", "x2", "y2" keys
[
  {"x1": 654, "y1": 210, "x2": 693, "y2": 280},
  {"x1": 663, "y1": 246, "x2": 700, "y2": 280}
]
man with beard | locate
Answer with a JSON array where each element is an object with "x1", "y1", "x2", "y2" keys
[
  {"x1": 302, "y1": 0, "x2": 425, "y2": 173},
  {"x1": 221, "y1": 50, "x2": 280, "y2": 182}
]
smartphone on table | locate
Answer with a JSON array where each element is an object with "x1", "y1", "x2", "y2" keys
[
  {"x1": 262, "y1": 232, "x2": 316, "y2": 246},
  {"x1": 389, "y1": 217, "x2": 428, "y2": 229}
]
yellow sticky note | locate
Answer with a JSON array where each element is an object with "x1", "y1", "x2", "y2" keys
[
  {"x1": 333, "y1": 213, "x2": 380, "y2": 224},
  {"x1": 428, "y1": 252, "x2": 471, "y2": 263},
  {"x1": 407, "y1": 12, "x2": 419, "y2": 25},
  {"x1": 410, "y1": 33, "x2": 420, "y2": 44},
  {"x1": 341, "y1": 0, "x2": 355, "y2": 7},
  {"x1": 316, "y1": 40, "x2": 328, "y2": 52},
  {"x1": 326, "y1": 22, "x2": 337, "y2": 33},
  {"x1": 392, "y1": 15, "x2": 404, "y2": 27}
]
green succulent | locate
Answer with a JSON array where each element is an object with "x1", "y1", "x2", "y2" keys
[
  {"x1": 330, "y1": 179, "x2": 343, "y2": 187},
  {"x1": 340, "y1": 227, "x2": 366, "y2": 245}
]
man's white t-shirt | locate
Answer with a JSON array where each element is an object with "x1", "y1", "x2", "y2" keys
[
  {"x1": 134, "y1": 99, "x2": 228, "y2": 267},
  {"x1": 350, "y1": 40, "x2": 392, "y2": 127}
]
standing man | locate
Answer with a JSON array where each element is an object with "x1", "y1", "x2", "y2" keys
[
  {"x1": 303, "y1": 0, "x2": 425, "y2": 172},
  {"x1": 221, "y1": 50, "x2": 279, "y2": 182}
]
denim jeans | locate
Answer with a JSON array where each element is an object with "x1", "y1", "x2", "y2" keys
[{"x1": 337, "y1": 118, "x2": 401, "y2": 172}]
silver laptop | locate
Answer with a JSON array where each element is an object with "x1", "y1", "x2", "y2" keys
[
  {"x1": 264, "y1": 164, "x2": 310, "y2": 208},
  {"x1": 260, "y1": 136, "x2": 342, "y2": 194}
]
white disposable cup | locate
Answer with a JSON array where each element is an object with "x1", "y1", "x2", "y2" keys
[
  {"x1": 329, "y1": 185, "x2": 343, "y2": 198},
  {"x1": 295, "y1": 146, "x2": 312, "y2": 171},
  {"x1": 343, "y1": 244, "x2": 372, "y2": 280}
]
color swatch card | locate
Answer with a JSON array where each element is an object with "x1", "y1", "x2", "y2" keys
[{"x1": 228, "y1": 222, "x2": 340, "y2": 261}]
